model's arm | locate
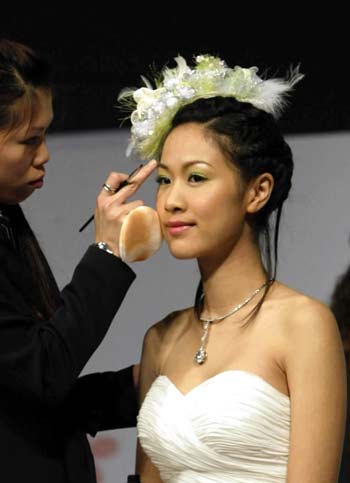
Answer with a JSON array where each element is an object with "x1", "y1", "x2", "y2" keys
[
  {"x1": 285, "y1": 301, "x2": 347, "y2": 483},
  {"x1": 136, "y1": 323, "x2": 164, "y2": 483}
]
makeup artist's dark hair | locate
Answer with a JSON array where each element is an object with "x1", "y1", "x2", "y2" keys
[
  {"x1": 0, "y1": 38, "x2": 52, "y2": 130},
  {"x1": 170, "y1": 96, "x2": 294, "y2": 318},
  {"x1": 0, "y1": 39, "x2": 60, "y2": 319}
]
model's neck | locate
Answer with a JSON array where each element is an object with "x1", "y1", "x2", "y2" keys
[{"x1": 198, "y1": 227, "x2": 268, "y2": 315}]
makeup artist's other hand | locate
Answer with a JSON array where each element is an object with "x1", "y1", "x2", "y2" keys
[{"x1": 94, "y1": 160, "x2": 157, "y2": 257}]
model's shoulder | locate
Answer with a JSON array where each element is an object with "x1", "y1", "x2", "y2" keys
[
  {"x1": 143, "y1": 307, "x2": 193, "y2": 344},
  {"x1": 272, "y1": 282, "x2": 337, "y2": 337}
]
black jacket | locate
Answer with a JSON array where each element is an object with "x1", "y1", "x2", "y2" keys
[{"x1": 0, "y1": 232, "x2": 138, "y2": 482}]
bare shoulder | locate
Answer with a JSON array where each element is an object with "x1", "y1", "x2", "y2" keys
[
  {"x1": 143, "y1": 306, "x2": 193, "y2": 350},
  {"x1": 269, "y1": 282, "x2": 343, "y2": 364},
  {"x1": 271, "y1": 282, "x2": 337, "y2": 334},
  {"x1": 139, "y1": 307, "x2": 193, "y2": 392}
]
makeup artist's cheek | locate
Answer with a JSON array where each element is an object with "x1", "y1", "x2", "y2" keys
[{"x1": 12, "y1": 163, "x2": 29, "y2": 178}]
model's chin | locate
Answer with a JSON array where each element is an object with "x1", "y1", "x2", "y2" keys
[
  {"x1": 171, "y1": 251, "x2": 197, "y2": 260},
  {"x1": 165, "y1": 239, "x2": 201, "y2": 260}
]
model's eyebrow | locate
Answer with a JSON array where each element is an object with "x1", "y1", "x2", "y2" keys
[
  {"x1": 28, "y1": 117, "x2": 54, "y2": 133},
  {"x1": 158, "y1": 161, "x2": 212, "y2": 170}
]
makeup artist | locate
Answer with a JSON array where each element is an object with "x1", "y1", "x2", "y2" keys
[{"x1": 0, "y1": 38, "x2": 156, "y2": 483}]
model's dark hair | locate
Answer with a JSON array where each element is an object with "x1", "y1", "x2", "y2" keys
[
  {"x1": 330, "y1": 264, "x2": 350, "y2": 343},
  {"x1": 170, "y1": 96, "x2": 294, "y2": 317},
  {"x1": 0, "y1": 39, "x2": 60, "y2": 319}
]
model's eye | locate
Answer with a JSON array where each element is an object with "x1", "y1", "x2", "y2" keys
[
  {"x1": 23, "y1": 136, "x2": 42, "y2": 146},
  {"x1": 155, "y1": 175, "x2": 171, "y2": 185},
  {"x1": 188, "y1": 173, "x2": 207, "y2": 183}
]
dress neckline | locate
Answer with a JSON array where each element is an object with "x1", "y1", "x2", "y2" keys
[{"x1": 158, "y1": 370, "x2": 290, "y2": 400}]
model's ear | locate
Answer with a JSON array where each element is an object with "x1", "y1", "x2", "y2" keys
[{"x1": 246, "y1": 173, "x2": 274, "y2": 214}]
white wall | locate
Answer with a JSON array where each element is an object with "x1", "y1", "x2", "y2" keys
[{"x1": 24, "y1": 129, "x2": 350, "y2": 483}]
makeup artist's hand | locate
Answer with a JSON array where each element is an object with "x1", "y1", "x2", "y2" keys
[{"x1": 94, "y1": 160, "x2": 157, "y2": 257}]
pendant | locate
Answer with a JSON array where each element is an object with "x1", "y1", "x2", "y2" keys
[{"x1": 194, "y1": 348, "x2": 207, "y2": 365}]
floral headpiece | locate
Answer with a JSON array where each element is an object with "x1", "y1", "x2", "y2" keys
[{"x1": 118, "y1": 54, "x2": 303, "y2": 160}]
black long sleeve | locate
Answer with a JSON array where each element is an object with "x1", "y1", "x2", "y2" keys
[
  {"x1": 0, "y1": 243, "x2": 136, "y2": 407},
  {"x1": 0, "y1": 208, "x2": 139, "y2": 482},
  {"x1": 65, "y1": 365, "x2": 138, "y2": 435}
]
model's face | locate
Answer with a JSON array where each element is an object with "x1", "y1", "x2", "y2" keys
[
  {"x1": 0, "y1": 88, "x2": 53, "y2": 204},
  {"x1": 156, "y1": 122, "x2": 248, "y2": 260}
]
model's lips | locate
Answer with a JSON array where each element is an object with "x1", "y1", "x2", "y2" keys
[
  {"x1": 166, "y1": 221, "x2": 195, "y2": 235},
  {"x1": 166, "y1": 221, "x2": 195, "y2": 228}
]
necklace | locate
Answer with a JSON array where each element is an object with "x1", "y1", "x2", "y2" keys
[{"x1": 194, "y1": 279, "x2": 272, "y2": 365}]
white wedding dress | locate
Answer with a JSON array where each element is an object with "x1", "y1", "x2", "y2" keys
[{"x1": 137, "y1": 370, "x2": 290, "y2": 482}]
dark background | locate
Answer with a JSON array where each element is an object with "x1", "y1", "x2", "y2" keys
[{"x1": 1, "y1": 9, "x2": 348, "y2": 135}]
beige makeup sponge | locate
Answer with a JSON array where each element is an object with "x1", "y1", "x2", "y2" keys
[{"x1": 119, "y1": 206, "x2": 163, "y2": 262}]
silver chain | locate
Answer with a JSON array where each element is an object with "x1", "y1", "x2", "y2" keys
[{"x1": 194, "y1": 279, "x2": 272, "y2": 365}]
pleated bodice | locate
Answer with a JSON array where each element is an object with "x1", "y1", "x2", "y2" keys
[{"x1": 137, "y1": 370, "x2": 290, "y2": 482}]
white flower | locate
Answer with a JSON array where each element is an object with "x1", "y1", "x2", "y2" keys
[{"x1": 118, "y1": 54, "x2": 304, "y2": 160}]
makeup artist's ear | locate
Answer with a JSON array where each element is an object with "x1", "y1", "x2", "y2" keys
[{"x1": 245, "y1": 173, "x2": 274, "y2": 214}]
